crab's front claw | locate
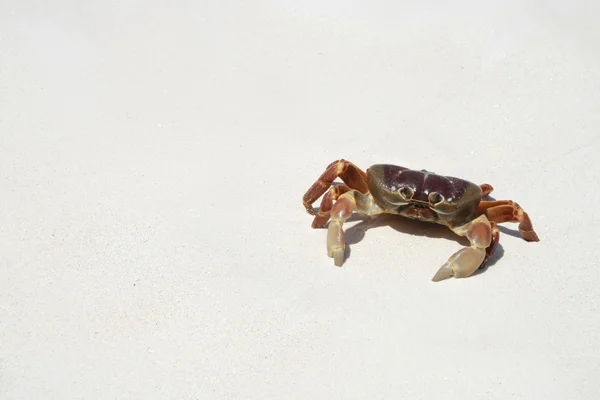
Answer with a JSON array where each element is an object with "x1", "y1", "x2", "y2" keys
[
  {"x1": 327, "y1": 221, "x2": 345, "y2": 266},
  {"x1": 325, "y1": 194, "x2": 356, "y2": 266},
  {"x1": 431, "y1": 247, "x2": 486, "y2": 282}
]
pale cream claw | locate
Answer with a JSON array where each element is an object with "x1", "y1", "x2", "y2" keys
[
  {"x1": 321, "y1": 190, "x2": 381, "y2": 267},
  {"x1": 333, "y1": 248, "x2": 345, "y2": 266},
  {"x1": 431, "y1": 263, "x2": 453, "y2": 282},
  {"x1": 327, "y1": 221, "x2": 345, "y2": 266},
  {"x1": 431, "y1": 247, "x2": 486, "y2": 282}
]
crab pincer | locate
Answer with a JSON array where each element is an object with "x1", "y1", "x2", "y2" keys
[{"x1": 431, "y1": 215, "x2": 496, "y2": 282}]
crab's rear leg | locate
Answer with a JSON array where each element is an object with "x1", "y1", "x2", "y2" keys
[
  {"x1": 302, "y1": 160, "x2": 369, "y2": 217},
  {"x1": 432, "y1": 215, "x2": 499, "y2": 282},
  {"x1": 326, "y1": 190, "x2": 383, "y2": 266},
  {"x1": 477, "y1": 200, "x2": 540, "y2": 242},
  {"x1": 480, "y1": 184, "x2": 494, "y2": 197}
]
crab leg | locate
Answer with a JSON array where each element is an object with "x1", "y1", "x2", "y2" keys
[
  {"x1": 326, "y1": 190, "x2": 383, "y2": 266},
  {"x1": 432, "y1": 215, "x2": 498, "y2": 282},
  {"x1": 477, "y1": 200, "x2": 539, "y2": 242},
  {"x1": 480, "y1": 183, "x2": 494, "y2": 197},
  {"x1": 302, "y1": 160, "x2": 369, "y2": 216},
  {"x1": 312, "y1": 184, "x2": 352, "y2": 228},
  {"x1": 486, "y1": 221, "x2": 500, "y2": 264}
]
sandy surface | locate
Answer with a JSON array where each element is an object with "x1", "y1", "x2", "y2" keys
[{"x1": 2, "y1": 1, "x2": 600, "y2": 399}]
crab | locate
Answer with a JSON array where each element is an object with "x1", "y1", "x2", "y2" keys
[{"x1": 302, "y1": 159, "x2": 539, "y2": 282}]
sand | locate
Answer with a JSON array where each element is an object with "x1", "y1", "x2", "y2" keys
[{"x1": 2, "y1": 1, "x2": 599, "y2": 399}]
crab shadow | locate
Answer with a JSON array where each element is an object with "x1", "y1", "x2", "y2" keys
[{"x1": 335, "y1": 213, "x2": 505, "y2": 276}]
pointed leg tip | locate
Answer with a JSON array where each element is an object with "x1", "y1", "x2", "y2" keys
[
  {"x1": 521, "y1": 231, "x2": 540, "y2": 242},
  {"x1": 304, "y1": 203, "x2": 316, "y2": 215},
  {"x1": 311, "y1": 218, "x2": 327, "y2": 229}
]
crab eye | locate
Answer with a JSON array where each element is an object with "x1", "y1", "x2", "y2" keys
[
  {"x1": 398, "y1": 186, "x2": 414, "y2": 200},
  {"x1": 429, "y1": 192, "x2": 444, "y2": 205}
]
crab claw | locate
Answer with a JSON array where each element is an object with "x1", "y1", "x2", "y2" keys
[
  {"x1": 327, "y1": 221, "x2": 345, "y2": 266},
  {"x1": 431, "y1": 247, "x2": 486, "y2": 282}
]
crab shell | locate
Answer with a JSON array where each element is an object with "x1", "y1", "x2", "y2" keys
[{"x1": 367, "y1": 164, "x2": 482, "y2": 228}]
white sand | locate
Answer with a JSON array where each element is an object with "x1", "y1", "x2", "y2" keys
[{"x1": 2, "y1": 1, "x2": 599, "y2": 399}]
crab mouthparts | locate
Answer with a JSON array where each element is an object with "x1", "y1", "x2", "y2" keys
[{"x1": 388, "y1": 200, "x2": 432, "y2": 208}]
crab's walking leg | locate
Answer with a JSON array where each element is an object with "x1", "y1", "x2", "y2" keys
[
  {"x1": 485, "y1": 221, "x2": 500, "y2": 265},
  {"x1": 480, "y1": 184, "x2": 494, "y2": 197},
  {"x1": 312, "y1": 184, "x2": 352, "y2": 228},
  {"x1": 432, "y1": 215, "x2": 496, "y2": 282},
  {"x1": 326, "y1": 190, "x2": 383, "y2": 266},
  {"x1": 477, "y1": 200, "x2": 540, "y2": 242},
  {"x1": 302, "y1": 160, "x2": 369, "y2": 216}
]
